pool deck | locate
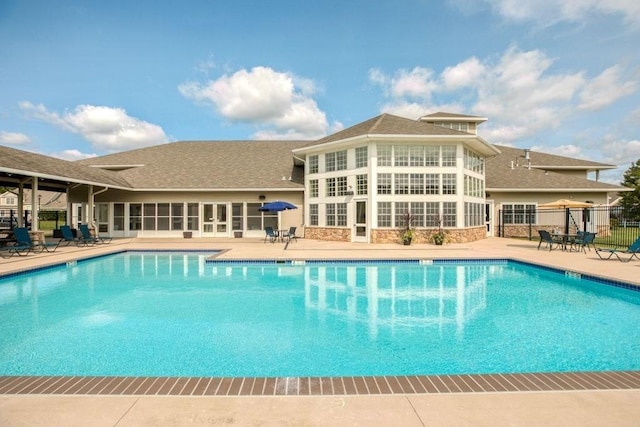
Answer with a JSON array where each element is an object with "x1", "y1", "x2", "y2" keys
[{"x1": 1, "y1": 236, "x2": 639, "y2": 426}]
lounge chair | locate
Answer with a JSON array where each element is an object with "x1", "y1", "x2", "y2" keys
[
  {"x1": 264, "y1": 227, "x2": 277, "y2": 243},
  {"x1": 60, "y1": 225, "x2": 93, "y2": 246},
  {"x1": 0, "y1": 241, "x2": 30, "y2": 258},
  {"x1": 79, "y1": 224, "x2": 112, "y2": 244},
  {"x1": 12, "y1": 227, "x2": 60, "y2": 253},
  {"x1": 282, "y1": 226, "x2": 298, "y2": 243},
  {"x1": 537, "y1": 230, "x2": 561, "y2": 251},
  {"x1": 595, "y1": 236, "x2": 640, "y2": 262}
]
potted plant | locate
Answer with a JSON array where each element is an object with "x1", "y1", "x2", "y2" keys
[
  {"x1": 431, "y1": 214, "x2": 447, "y2": 245},
  {"x1": 402, "y1": 228, "x2": 414, "y2": 245},
  {"x1": 432, "y1": 229, "x2": 446, "y2": 245},
  {"x1": 401, "y1": 211, "x2": 414, "y2": 245}
]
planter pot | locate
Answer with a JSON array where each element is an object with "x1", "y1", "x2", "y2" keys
[
  {"x1": 403, "y1": 238, "x2": 412, "y2": 246},
  {"x1": 434, "y1": 241, "x2": 443, "y2": 245}
]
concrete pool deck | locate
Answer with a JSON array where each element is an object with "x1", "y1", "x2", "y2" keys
[{"x1": 1, "y1": 236, "x2": 639, "y2": 426}]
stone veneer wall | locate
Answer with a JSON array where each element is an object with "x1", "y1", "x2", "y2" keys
[
  {"x1": 305, "y1": 226, "x2": 486, "y2": 244},
  {"x1": 304, "y1": 227, "x2": 351, "y2": 242},
  {"x1": 372, "y1": 227, "x2": 486, "y2": 244}
]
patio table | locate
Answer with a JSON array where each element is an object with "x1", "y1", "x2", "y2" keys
[{"x1": 552, "y1": 233, "x2": 580, "y2": 251}]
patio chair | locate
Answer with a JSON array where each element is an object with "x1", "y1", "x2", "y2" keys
[
  {"x1": 79, "y1": 224, "x2": 112, "y2": 244},
  {"x1": 12, "y1": 227, "x2": 60, "y2": 253},
  {"x1": 572, "y1": 231, "x2": 596, "y2": 253},
  {"x1": 60, "y1": 225, "x2": 93, "y2": 247},
  {"x1": 282, "y1": 226, "x2": 298, "y2": 243},
  {"x1": 537, "y1": 230, "x2": 561, "y2": 251},
  {"x1": 264, "y1": 227, "x2": 277, "y2": 243},
  {"x1": 595, "y1": 236, "x2": 640, "y2": 262}
]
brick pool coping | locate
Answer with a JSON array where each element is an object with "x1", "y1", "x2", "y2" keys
[{"x1": 1, "y1": 371, "x2": 639, "y2": 396}]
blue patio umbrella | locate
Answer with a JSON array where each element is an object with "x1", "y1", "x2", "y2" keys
[{"x1": 258, "y1": 200, "x2": 298, "y2": 212}]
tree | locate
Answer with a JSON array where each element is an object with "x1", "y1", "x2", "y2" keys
[{"x1": 620, "y1": 159, "x2": 640, "y2": 220}]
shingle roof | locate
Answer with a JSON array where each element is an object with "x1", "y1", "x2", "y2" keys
[
  {"x1": 0, "y1": 145, "x2": 131, "y2": 190},
  {"x1": 486, "y1": 145, "x2": 623, "y2": 191},
  {"x1": 302, "y1": 113, "x2": 471, "y2": 147},
  {"x1": 78, "y1": 140, "x2": 308, "y2": 189}
]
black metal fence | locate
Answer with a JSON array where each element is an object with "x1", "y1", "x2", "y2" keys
[
  {"x1": 2, "y1": 209, "x2": 67, "y2": 230},
  {"x1": 498, "y1": 206, "x2": 640, "y2": 248}
]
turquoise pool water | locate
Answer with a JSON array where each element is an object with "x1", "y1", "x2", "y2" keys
[{"x1": 1, "y1": 252, "x2": 639, "y2": 377}]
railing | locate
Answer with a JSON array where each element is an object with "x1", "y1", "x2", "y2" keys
[{"x1": 498, "y1": 206, "x2": 640, "y2": 248}]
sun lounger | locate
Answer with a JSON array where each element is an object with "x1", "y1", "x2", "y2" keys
[
  {"x1": 79, "y1": 224, "x2": 112, "y2": 244},
  {"x1": 595, "y1": 236, "x2": 640, "y2": 262},
  {"x1": 12, "y1": 227, "x2": 60, "y2": 253}
]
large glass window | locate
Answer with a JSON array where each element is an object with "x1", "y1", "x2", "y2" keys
[
  {"x1": 143, "y1": 203, "x2": 156, "y2": 230},
  {"x1": 377, "y1": 145, "x2": 392, "y2": 166},
  {"x1": 425, "y1": 146, "x2": 439, "y2": 166},
  {"x1": 157, "y1": 203, "x2": 170, "y2": 231},
  {"x1": 171, "y1": 203, "x2": 183, "y2": 230},
  {"x1": 411, "y1": 202, "x2": 424, "y2": 227},
  {"x1": 394, "y1": 145, "x2": 409, "y2": 166},
  {"x1": 443, "y1": 202, "x2": 457, "y2": 227},
  {"x1": 336, "y1": 150, "x2": 347, "y2": 170},
  {"x1": 442, "y1": 145, "x2": 457, "y2": 167},
  {"x1": 442, "y1": 173, "x2": 457, "y2": 195},
  {"x1": 394, "y1": 173, "x2": 409, "y2": 194},
  {"x1": 309, "y1": 179, "x2": 318, "y2": 198},
  {"x1": 130, "y1": 203, "x2": 142, "y2": 231},
  {"x1": 325, "y1": 152, "x2": 336, "y2": 172},
  {"x1": 337, "y1": 203, "x2": 347, "y2": 226},
  {"x1": 326, "y1": 203, "x2": 336, "y2": 226},
  {"x1": 409, "y1": 146, "x2": 424, "y2": 166},
  {"x1": 410, "y1": 173, "x2": 424, "y2": 194},
  {"x1": 232, "y1": 203, "x2": 243, "y2": 230},
  {"x1": 187, "y1": 203, "x2": 199, "y2": 231},
  {"x1": 394, "y1": 202, "x2": 409, "y2": 228},
  {"x1": 377, "y1": 173, "x2": 392, "y2": 194},
  {"x1": 425, "y1": 173, "x2": 439, "y2": 194},
  {"x1": 326, "y1": 177, "x2": 336, "y2": 197},
  {"x1": 336, "y1": 176, "x2": 348, "y2": 196},
  {"x1": 502, "y1": 203, "x2": 536, "y2": 225},
  {"x1": 355, "y1": 146, "x2": 368, "y2": 168},
  {"x1": 309, "y1": 204, "x2": 318, "y2": 226},
  {"x1": 114, "y1": 203, "x2": 125, "y2": 231},
  {"x1": 377, "y1": 202, "x2": 392, "y2": 227},
  {"x1": 309, "y1": 155, "x2": 318, "y2": 174},
  {"x1": 425, "y1": 202, "x2": 439, "y2": 227},
  {"x1": 356, "y1": 174, "x2": 368, "y2": 195}
]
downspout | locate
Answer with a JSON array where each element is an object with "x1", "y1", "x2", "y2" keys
[{"x1": 88, "y1": 186, "x2": 109, "y2": 228}]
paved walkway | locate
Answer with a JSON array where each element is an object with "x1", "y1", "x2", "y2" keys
[{"x1": 1, "y1": 237, "x2": 639, "y2": 426}]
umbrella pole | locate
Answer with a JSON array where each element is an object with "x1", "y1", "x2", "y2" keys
[{"x1": 564, "y1": 208, "x2": 570, "y2": 235}]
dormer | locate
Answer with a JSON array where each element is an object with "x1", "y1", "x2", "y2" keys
[{"x1": 419, "y1": 112, "x2": 487, "y2": 135}]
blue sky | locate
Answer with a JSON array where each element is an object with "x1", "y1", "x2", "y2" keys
[{"x1": 1, "y1": 0, "x2": 639, "y2": 183}]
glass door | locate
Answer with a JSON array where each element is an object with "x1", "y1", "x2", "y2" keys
[
  {"x1": 353, "y1": 200, "x2": 367, "y2": 242},
  {"x1": 202, "y1": 203, "x2": 228, "y2": 237}
]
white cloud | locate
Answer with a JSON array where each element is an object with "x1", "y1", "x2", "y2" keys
[
  {"x1": 579, "y1": 65, "x2": 638, "y2": 110},
  {"x1": 179, "y1": 66, "x2": 335, "y2": 139},
  {"x1": 19, "y1": 102, "x2": 169, "y2": 152},
  {"x1": 464, "y1": 0, "x2": 640, "y2": 26},
  {"x1": 370, "y1": 45, "x2": 638, "y2": 145},
  {"x1": 51, "y1": 149, "x2": 98, "y2": 161},
  {"x1": 599, "y1": 138, "x2": 640, "y2": 167},
  {"x1": 0, "y1": 131, "x2": 31, "y2": 145},
  {"x1": 442, "y1": 57, "x2": 485, "y2": 90}
]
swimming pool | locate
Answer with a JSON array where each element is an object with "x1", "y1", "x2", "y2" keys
[{"x1": 1, "y1": 252, "x2": 639, "y2": 378}]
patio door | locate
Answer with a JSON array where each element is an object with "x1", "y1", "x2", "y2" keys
[
  {"x1": 485, "y1": 200, "x2": 494, "y2": 237},
  {"x1": 353, "y1": 200, "x2": 367, "y2": 242},
  {"x1": 202, "y1": 203, "x2": 228, "y2": 237}
]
